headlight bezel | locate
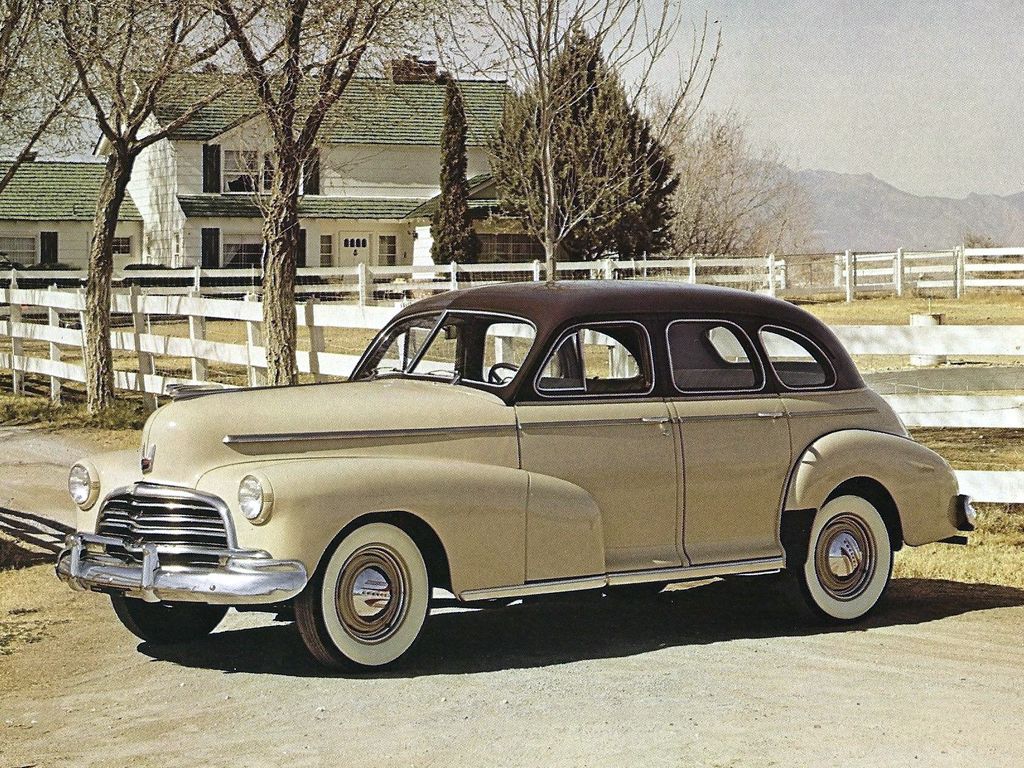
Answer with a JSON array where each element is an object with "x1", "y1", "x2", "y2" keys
[
  {"x1": 238, "y1": 473, "x2": 274, "y2": 525},
  {"x1": 68, "y1": 461, "x2": 100, "y2": 510}
]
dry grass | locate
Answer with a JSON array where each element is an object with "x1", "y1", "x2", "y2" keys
[
  {"x1": 895, "y1": 504, "x2": 1024, "y2": 588},
  {"x1": 798, "y1": 293, "x2": 1024, "y2": 326}
]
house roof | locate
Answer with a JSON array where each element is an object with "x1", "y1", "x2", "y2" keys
[
  {"x1": 0, "y1": 161, "x2": 142, "y2": 222},
  {"x1": 156, "y1": 74, "x2": 508, "y2": 146},
  {"x1": 178, "y1": 194, "x2": 422, "y2": 220},
  {"x1": 404, "y1": 173, "x2": 499, "y2": 219}
]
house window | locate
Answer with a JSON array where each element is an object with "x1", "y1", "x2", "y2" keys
[
  {"x1": 379, "y1": 235, "x2": 397, "y2": 266},
  {"x1": 319, "y1": 235, "x2": 333, "y2": 267},
  {"x1": 223, "y1": 150, "x2": 260, "y2": 193},
  {"x1": 111, "y1": 237, "x2": 132, "y2": 258},
  {"x1": 477, "y1": 234, "x2": 544, "y2": 263},
  {"x1": 222, "y1": 234, "x2": 263, "y2": 267},
  {"x1": 0, "y1": 236, "x2": 35, "y2": 266},
  {"x1": 342, "y1": 237, "x2": 368, "y2": 249}
]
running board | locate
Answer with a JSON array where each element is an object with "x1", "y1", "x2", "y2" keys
[{"x1": 458, "y1": 557, "x2": 785, "y2": 602}]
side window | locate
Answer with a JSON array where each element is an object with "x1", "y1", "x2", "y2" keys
[
  {"x1": 538, "y1": 323, "x2": 652, "y2": 396},
  {"x1": 760, "y1": 327, "x2": 833, "y2": 389},
  {"x1": 480, "y1": 321, "x2": 536, "y2": 385},
  {"x1": 667, "y1": 321, "x2": 762, "y2": 392}
]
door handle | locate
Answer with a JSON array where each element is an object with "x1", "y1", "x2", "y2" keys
[
  {"x1": 756, "y1": 412, "x2": 785, "y2": 419},
  {"x1": 641, "y1": 416, "x2": 671, "y2": 424}
]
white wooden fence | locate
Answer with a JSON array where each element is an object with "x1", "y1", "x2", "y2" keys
[
  {"x1": 4, "y1": 246, "x2": 1023, "y2": 305},
  {"x1": 2, "y1": 285, "x2": 1022, "y2": 503}
]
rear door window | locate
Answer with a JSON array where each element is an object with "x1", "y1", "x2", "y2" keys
[
  {"x1": 667, "y1": 320, "x2": 763, "y2": 393},
  {"x1": 537, "y1": 322, "x2": 653, "y2": 396}
]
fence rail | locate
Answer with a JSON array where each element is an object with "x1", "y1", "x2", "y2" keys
[
  {"x1": 4, "y1": 245, "x2": 1023, "y2": 305},
  {"x1": 2, "y1": 285, "x2": 1022, "y2": 503}
]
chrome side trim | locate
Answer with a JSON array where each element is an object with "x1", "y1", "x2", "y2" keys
[
  {"x1": 518, "y1": 417, "x2": 672, "y2": 432},
  {"x1": 674, "y1": 412, "x2": 777, "y2": 424},
  {"x1": 785, "y1": 406, "x2": 877, "y2": 419},
  {"x1": 224, "y1": 424, "x2": 517, "y2": 445},
  {"x1": 457, "y1": 556, "x2": 785, "y2": 601}
]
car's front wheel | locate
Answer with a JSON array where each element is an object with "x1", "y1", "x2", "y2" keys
[
  {"x1": 295, "y1": 522, "x2": 430, "y2": 669},
  {"x1": 110, "y1": 594, "x2": 228, "y2": 644},
  {"x1": 793, "y1": 494, "x2": 893, "y2": 621}
]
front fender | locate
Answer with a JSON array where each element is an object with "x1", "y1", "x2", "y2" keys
[
  {"x1": 75, "y1": 449, "x2": 142, "y2": 532},
  {"x1": 784, "y1": 429, "x2": 960, "y2": 546},
  {"x1": 196, "y1": 457, "x2": 530, "y2": 596}
]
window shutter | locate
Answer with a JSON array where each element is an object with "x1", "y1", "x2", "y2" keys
[
  {"x1": 297, "y1": 228, "x2": 307, "y2": 268},
  {"x1": 200, "y1": 227, "x2": 220, "y2": 268},
  {"x1": 39, "y1": 231, "x2": 58, "y2": 265},
  {"x1": 202, "y1": 144, "x2": 221, "y2": 193},
  {"x1": 302, "y1": 149, "x2": 320, "y2": 195}
]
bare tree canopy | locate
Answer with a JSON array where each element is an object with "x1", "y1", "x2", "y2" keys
[
  {"x1": 214, "y1": 0, "x2": 430, "y2": 386},
  {"x1": 667, "y1": 111, "x2": 813, "y2": 257},
  {"x1": 55, "y1": 0, "x2": 242, "y2": 413},
  {"x1": 442, "y1": 0, "x2": 717, "y2": 277},
  {"x1": 0, "y1": 0, "x2": 79, "y2": 194}
]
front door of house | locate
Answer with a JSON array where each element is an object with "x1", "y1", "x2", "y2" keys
[{"x1": 339, "y1": 234, "x2": 371, "y2": 265}]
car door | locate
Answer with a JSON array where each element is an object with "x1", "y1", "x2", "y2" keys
[
  {"x1": 665, "y1": 319, "x2": 792, "y2": 565},
  {"x1": 516, "y1": 320, "x2": 681, "y2": 575}
]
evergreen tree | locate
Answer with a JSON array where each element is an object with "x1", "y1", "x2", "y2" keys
[
  {"x1": 432, "y1": 76, "x2": 479, "y2": 264},
  {"x1": 491, "y1": 26, "x2": 677, "y2": 263}
]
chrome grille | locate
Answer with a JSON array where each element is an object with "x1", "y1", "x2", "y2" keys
[{"x1": 96, "y1": 486, "x2": 230, "y2": 566}]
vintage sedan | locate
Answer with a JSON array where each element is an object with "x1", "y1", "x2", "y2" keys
[{"x1": 57, "y1": 281, "x2": 975, "y2": 668}]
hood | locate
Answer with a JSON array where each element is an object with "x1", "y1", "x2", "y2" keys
[{"x1": 140, "y1": 379, "x2": 514, "y2": 487}]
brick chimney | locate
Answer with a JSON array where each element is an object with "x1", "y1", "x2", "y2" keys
[{"x1": 387, "y1": 57, "x2": 440, "y2": 84}]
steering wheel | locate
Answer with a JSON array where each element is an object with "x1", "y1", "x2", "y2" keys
[{"x1": 487, "y1": 362, "x2": 520, "y2": 385}]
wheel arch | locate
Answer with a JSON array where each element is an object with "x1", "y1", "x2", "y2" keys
[{"x1": 826, "y1": 477, "x2": 903, "y2": 551}]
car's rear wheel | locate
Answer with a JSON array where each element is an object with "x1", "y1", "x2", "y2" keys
[
  {"x1": 110, "y1": 594, "x2": 227, "y2": 644},
  {"x1": 295, "y1": 522, "x2": 430, "y2": 670},
  {"x1": 794, "y1": 494, "x2": 893, "y2": 621}
]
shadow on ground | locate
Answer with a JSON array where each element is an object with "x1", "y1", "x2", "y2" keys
[
  {"x1": 0, "y1": 535, "x2": 54, "y2": 570},
  {"x1": 140, "y1": 576, "x2": 1024, "y2": 678}
]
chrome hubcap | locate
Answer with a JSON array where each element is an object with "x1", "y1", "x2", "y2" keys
[
  {"x1": 815, "y1": 514, "x2": 876, "y2": 601},
  {"x1": 336, "y1": 546, "x2": 409, "y2": 643}
]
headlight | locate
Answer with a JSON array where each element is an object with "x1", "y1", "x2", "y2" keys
[
  {"x1": 238, "y1": 474, "x2": 273, "y2": 525},
  {"x1": 68, "y1": 462, "x2": 99, "y2": 509}
]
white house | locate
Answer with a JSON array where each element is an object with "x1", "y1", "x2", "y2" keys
[
  {"x1": 0, "y1": 159, "x2": 143, "y2": 270},
  {"x1": 124, "y1": 61, "x2": 532, "y2": 270}
]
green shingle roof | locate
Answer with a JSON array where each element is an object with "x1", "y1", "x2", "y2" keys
[
  {"x1": 156, "y1": 74, "x2": 507, "y2": 146},
  {"x1": 0, "y1": 161, "x2": 142, "y2": 221},
  {"x1": 178, "y1": 194, "x2": 422, "y2": 220},
  {"x1": 404, "y1": 173, "x2": 499, "y2": 219}
]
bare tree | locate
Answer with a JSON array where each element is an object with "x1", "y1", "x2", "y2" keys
[
  {"x1": 55, "y1": 0, "x2": 245, "y2": 412},
  {"x1": 0, "y1": 0, "x2": 79, "y2": 194},
  {"x1": 213, "y1": 0, "x2": 427, "y2": 386},
  {"x1": 443, "y1": 1, "x2": 717, "y2": 278},
  {"x1": 667, "y1": 111, "x2": 813, "y2": 257}
]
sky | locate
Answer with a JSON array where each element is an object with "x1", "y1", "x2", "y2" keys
[{"x1": 657, "y1": 0, "x2": 1024, "y2": 198}]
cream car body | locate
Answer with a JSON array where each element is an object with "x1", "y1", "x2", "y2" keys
[{"x1": 57, "y1": 281, "x2": 974, "y2": 668}]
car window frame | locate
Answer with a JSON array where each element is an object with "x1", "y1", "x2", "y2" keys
[
  {"x1": 665, "y1": 318, "x2": 766, "y2": 396},
  {"x1": 758, "y1": 323, "x2": 837, "y2": 392},
  {"x1": 533, "y1": 319, "x2": 656, "y2": 399},
  {"x1": 351, "y1": 309, "x2": 538, "y2": 389}
]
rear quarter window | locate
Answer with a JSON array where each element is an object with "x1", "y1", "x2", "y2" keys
[{"x1": 759, "y1": 326, "x2": 835, "y2": 389}]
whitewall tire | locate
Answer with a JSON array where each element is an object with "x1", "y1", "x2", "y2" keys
[
  {"x1": 296, "y1": 522, "x2": 430, "y2": 669},
  {"x1": 798, "y1": 495, "x2": 892, "y2": 621}
]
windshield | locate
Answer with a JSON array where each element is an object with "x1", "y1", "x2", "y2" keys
[{"x1": 353, "y1": 312, "x2": 536, "y2": 387}]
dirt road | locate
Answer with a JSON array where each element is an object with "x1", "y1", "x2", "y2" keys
[{"x1": 2, "y1": 560, "x2": 1023, "y2": 768}]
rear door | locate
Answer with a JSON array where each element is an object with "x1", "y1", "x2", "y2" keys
[{"x1": 665, "y1": 319, "x2": 792, "y2": 565}]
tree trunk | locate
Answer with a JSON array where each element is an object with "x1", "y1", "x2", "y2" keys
[
  {"x1": 84, "y1": 152, "x2": 133, "y2": 413},
  {"x1": 261, "y1": 161, "x2": 302, "y2": 386}
]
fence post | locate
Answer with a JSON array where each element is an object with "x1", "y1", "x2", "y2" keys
[
  {"x1": 532, "y1": 259, "x2": 541, "y2": 282},
  {"x1": 244, "y1": 292, "x2": 265, "y2": 387},
  {"x1": 767, "y1": 253, "x2": 777, "y2": 297},
  {"x1": 7, "y1": 271, "x2": 22, "y2": 395},
  {"x1": 955, "y1": 246, "x2": 965, "y2": 299},
  {"x1": 187, "y1": 290, "x2": 207, "y2": 382},
  {"x1": 193, "y1": 264, "x2": 202, "y2": 293},
  {"x1": 603, "y1": 257, "x2": 614, "y2": 280},
  {"x1": 844, "y1": 250, "x2": 855, "y2": 303},
  {"x1": 357, "y1": 262, "x2": 369, "y2": 306},
  {"x1": 894, "y1": 247, "x2": 904, "y2": 297},
  {"x1": 450, "y1": 260, "x2": 459, "y2": 291},
  {"x1": 48, "y1": 284, "x2": 62, "y2": 404},
  {"x1": 129, "y1": 285, "x2": 157, "y2": 410},
  {"x1": 305, "y1": 297, "x2": 325, "y2": 383},
  {"x1": 688, "y1": 256, "x2": 697, "y2": 284}
]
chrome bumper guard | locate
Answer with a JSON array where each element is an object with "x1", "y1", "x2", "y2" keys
[
  {"x1": 55, "y1": 532, "x2": 308, "y2": 605},
  {"x1": 955, "y1": 494, "x2": 977, "y2": 532}
]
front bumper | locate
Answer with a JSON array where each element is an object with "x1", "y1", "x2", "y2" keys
[{"x1": 55, "y1": 532, "x2": 308, "y2": 605}]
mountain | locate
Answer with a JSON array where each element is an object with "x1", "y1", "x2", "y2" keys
[{"x1": 792, "y1": 169, "x2": 1024, "y2": 252}]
